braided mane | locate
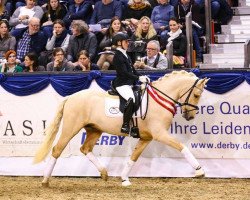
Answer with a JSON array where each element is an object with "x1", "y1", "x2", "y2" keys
[{"x1": 153, "y1": 70, "x2": 196, "y2": 83}]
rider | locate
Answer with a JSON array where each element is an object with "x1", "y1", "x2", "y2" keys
[{"x1": 112, "y1": 32, "x2": 150, "y2": 134}]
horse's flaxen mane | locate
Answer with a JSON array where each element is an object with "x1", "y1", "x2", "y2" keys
[{"x1": 153, "y1": 70, "x2": 196, "y2": 83}]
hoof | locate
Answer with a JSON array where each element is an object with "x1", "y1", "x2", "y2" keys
[
  {"x1": 195, "y1": 167, "x2": 205, "y2": 178},
  {"x1": 122, "y1": 180, "x2": 131, "y2": 187},
  {"x1": 42, "y1": 177, "x2": 49, "y2": 187},
  {"x1": 100, "y1": 169, "x2": 108, "y2": 181},
  {"x1": 42, "y1": 181, "x2": 49, "y2": 187}
]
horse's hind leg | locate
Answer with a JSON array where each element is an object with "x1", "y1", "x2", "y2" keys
[
  {"x1": 80, "y1": 128, "x2": 108, "y2": 181},
  {"x1": 42, "y1": 119, "x2": 84, "y2": 187},
  {"x1": 154, "y1": 131, "x2": 205, "y2": 177},
  {"x1": 121, "y1": 139, "x2": 151, "y2": 186}
]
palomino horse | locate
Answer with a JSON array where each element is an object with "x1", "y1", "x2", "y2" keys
[{"x1": 34, "y1": 70, "x2": 209, "y2": 187}]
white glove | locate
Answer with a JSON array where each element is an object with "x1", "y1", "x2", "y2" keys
[{"x1": 139, "y1": 75, "x2": 150, "y2": 83}]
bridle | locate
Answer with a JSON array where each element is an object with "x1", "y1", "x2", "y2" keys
[{"x1": 149, "y1": 78, "x2": 202, "y2": 113}]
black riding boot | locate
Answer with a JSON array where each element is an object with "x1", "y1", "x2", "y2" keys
[{"x1": 121, "y1": 98, "x2": 134, "y2": 133}]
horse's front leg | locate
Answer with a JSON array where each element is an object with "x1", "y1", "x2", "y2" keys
[
  {"x1": 80, "y1": 129, "x2": 108, "y2": 181},
  {"x1": 121, "y1": 139, "x2": 151, "y2": 187},
  {"x1": 153, "y1": 131, "x2": 205, "y2": 177}
]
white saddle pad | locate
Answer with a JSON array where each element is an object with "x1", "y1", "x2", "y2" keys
[{"x1": 105, "y1": 92, "x2": 147, "y2": 118}]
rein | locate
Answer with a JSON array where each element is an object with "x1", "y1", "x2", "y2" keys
[
  {"x1": 147, "y1": 78, "x2": 201, "y2": 114},
  {"x1": 139, "y1": 85, "x2": 149, "y2": 120}
]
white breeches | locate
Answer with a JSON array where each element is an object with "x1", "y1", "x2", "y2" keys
[{"x1": 116, "y1": 85, "x2": 135, "y2": 102}]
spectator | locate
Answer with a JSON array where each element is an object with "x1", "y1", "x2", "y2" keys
[
  {"x1": 23, "y1": 52, "x2": 45, "y2": 71},
  {"x1": 131, "y1": 16, "x2": 158, "y2": 42},
  {"x1": 90, "y1": 0, "x2": 122, "y2": 28},
  {"x1": 63, "y1": 0, "x2": 93, "y2": 28},
  {"x1": 39, "y1": 19, "x2": 70, "y2": 66},
  {"x1": 0, "y1": 50, "x2": 23, "y2": 72},
  {"x1": 89, "y1": 0, "x2": 123, "y2": 47},
  {"x1": 129, "y1": 16, "x2": 158, "y2": 62},
  {"x1": 46, "y1": 20, "x2": 70, "y2": 51},
  {"x1": 134, "y1": 40, "x2": 168, "y2": 69},
  {"x1": 47, "y1": 47, "x2": 74, "y2": 71},
  {"x1": 0, "y1": 1, "x2": 10, "y2": 21},
  {"x1": 213, "y1": 0, "x2": 233, "y2": 25},
  {"x1": 41, "y1": 0, "x2": 67, "y2": 24},
  {"x1": 195, "y1": 0, "x2": 233, "y2": 25},
  {"x1": 6, "y1": 0, "x2": 47, "y2": 14},
  {"x1": 122, "y1": 0, "x2": 152, "y2": 33},
  {"x1": 174, "y1": 0, "x2": 204, "y2": 62},
  {"x1": 151, "y1": 0, "x2": 174, "y2": 47},
  {"x1": 67, "y1": 20, "x2": 97, "y2": 62},
  {"x1": 0, "y1": 20, "x2": 16, "y2": 60},
  {"x1": 164, "y1": 17, "x2": 187, "y2": 67},
  {"x1": 15, "y1": 17, "x2": 47, "y2": 61},
  {"x1": 5, "y1": 0, "x2": 26, "y2": 16},
  {"x1": 73, "y1": 50, "x2": 100, "y2": 71},
  {"x1": 41, "y1": 0, "x2": 67, "y2": 38},
  {"x1": 9, "y1": 0, "x2": 44, "y2": 31},
  {"x1": 97, "y1": 16, "x2": 124, "y2": 70}
]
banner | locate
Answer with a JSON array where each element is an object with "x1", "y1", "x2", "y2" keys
[{"x1": 1, "y1": 81, "x2": 250, "y2": 161}]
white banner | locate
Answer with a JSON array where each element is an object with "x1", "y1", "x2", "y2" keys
[{"x1": 1, "y1": 81, "x2": 250, "y2": 177}]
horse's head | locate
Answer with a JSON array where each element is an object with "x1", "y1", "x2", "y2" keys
[
  {"x1": 150, "y1": 71, "x2": 209, "y2": 121},
  {"x1": 179, "y1": 77, "x2": 209, "y2": 121}
]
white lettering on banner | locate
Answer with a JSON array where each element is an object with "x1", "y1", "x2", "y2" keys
[{"x1": 2, "y1": 82, "x2": 250, "y2": 159}]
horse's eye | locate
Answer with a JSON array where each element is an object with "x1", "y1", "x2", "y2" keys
[{"x1": 194, "y1": 94, "x2": 200, "y2": 98}]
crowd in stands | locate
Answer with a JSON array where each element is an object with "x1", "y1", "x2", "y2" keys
[{"x1": 0, "y1": 0, "x2": 233, "y2": 72}]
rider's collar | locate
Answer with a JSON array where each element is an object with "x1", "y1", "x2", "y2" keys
[{"x1": 117, "y1": 47, "x2": 128, "y2": 58}]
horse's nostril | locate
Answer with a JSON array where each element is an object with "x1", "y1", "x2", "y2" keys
[
  {"x1": 183, "y1": 113, "x2": 194, "y2": 121},
  {"x1": 189, "y1": 116, "x2": 194, "y2": 120}
]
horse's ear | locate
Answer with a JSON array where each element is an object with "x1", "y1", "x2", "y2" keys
[{"x1": 199, "y1": 78, "x2": 210, "y2": 87}]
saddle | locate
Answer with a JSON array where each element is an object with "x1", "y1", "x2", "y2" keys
[{"x1": 108, "y1": 83, "x2": 142, "y2": 113}]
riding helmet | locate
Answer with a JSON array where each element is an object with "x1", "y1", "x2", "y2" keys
[{"x1": 112, "y1": 32, "x2": 129, "y2": 46}]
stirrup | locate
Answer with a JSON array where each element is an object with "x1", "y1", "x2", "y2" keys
[
  {"x1": 130, "y1": 126, "x2": 140, "y2": 138},
  {"x1": 121, "y1": 123, "x2": 130, "y2": 133}
]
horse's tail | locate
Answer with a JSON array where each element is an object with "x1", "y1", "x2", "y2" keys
[{"x1": 33, "y1": 97, "x2": 68, "y2": 164}]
